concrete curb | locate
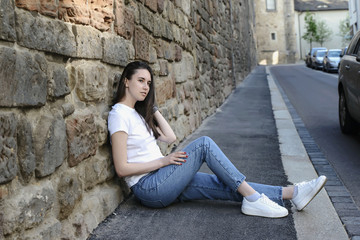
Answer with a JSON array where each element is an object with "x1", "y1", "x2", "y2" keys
[{"x1": 266, "y1": 66, "x2": 348, "y2": 240}]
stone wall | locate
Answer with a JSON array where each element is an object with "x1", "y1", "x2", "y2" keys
[{"x1": 0, "y1": 0, "x2": 257, "y2": 239}]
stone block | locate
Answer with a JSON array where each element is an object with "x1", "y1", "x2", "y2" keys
[
  {"x1": 115, "y1": 1, "x2": 134, "y2": 40},
  {"x1": 82, "y1": 155, "x2": 114, "y2": 191},
  {"x1": 0, "y1": 0, "x2": 16, "y2": 41},
  {"x1": 24, "y1": 217, "x2": 61, "y2": 240},
  {"x1": 17, "y1": 116, "x2": 35, "y2": 183},
  {"x1": 145, "y1": 0, "x2": 157, "y2": 12},
  {"x1": 95, "y1": 117, "x2": 108, "y2": 147},
  {"x1": 157, "y1": 0, "x2": 164, "y2": 13},
  {"x1": 155, "y1": 77, "x2": 175, "y2": 105},
  {"x1": 175, "y1": 0, "x2": 190, "y2": 16},
  {"x1": 73, "y1": 25, "x2": 102, "y2": 59},
  {"x1": 62, "y1": 102, "x2": 75, "y2": 117},
  {"x1": 60, "y1": 185, "x2": 122, "y2": 240},
  {"x1": 172, "y1": 53, "x2": 195, "y2": 83},
  {"x1": 102, "y1": 34, "x2": 128, "y2": 66},
  {"x1": 58, "y1": 169, "x2": 82, "y2": 219},
  {"x1": 34, "y1": 112, "x2": 67, "y2": 177},
  {"x1": 66, "y1": 114, "x2": 97, "y2": 167},
  {"x1": 134, "y1": 26, "x2": 149, "y2": 61},
  {"x1": 153, "y1": 15, "x2": 163, "y2": 37},
  {"x1": 0, "y1": 113, "x2": 17, "y2": 184},
  {"x1": 48, "y1": 62, "x2": 70, "y2": 100},
  {"x1": 174, "y1": 44, "x2": 182, "y2": 61},
  {"x1": 0, "y1": 47, "x2": 48, "y2": 107},
  {"x1": 153, "y1": 38, "x2": 166, "y2": 58},
  {"x1": 16, "y1": 9, "x2": 76, "y2": 56},
  {"x1": 73, "y1": 61, "x2": 108, "y2": 102},
  {"x1": 162, "y1": 21, "x2": 174, "y2": 41},
  {"x1": 158, "y1": 59, "x2": 169, "y2": 76},
  {"x1": 139, "y1": 4, "x2": 154, "y2": 33},
  {"x1": 2, "y1": 181, "x2": 55, "y2": 234}
]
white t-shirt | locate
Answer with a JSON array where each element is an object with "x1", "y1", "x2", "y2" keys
[{"x1": 108, "y1": 103, "x2": 163, "y2": 187}]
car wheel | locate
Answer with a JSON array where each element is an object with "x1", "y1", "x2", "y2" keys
[{"x1": 339, "y1": 90, "x2": 356, "y2": 134}]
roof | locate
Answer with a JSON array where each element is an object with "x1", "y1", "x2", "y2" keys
[{"x1": 294, "y1": 0, "x2": 349, "y2": 11}]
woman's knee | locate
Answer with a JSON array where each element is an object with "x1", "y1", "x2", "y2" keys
[{"x1": 198, "y1": 136, "x2": 214, "y2": 145}]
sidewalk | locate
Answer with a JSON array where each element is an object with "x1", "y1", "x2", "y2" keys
[{"x1": 88, "y1": 66, "x2": 347, "y2": 240}]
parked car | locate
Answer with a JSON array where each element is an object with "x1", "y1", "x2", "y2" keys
[
  {"x1": 323, "y1": 49, "x2": 342, "y2": 72},
  {"x1": 311, "y1": 49, "x2": 327, "y2": 70},
  {"x1": 305, "y1": 47, "x2": 327, "y2": 67},
  {"x1": 340, "y1": 46, "x2": 348, "y2": 57},
  {"x1": 338, "y1": 31, "x2": 360, "y2": 134}
]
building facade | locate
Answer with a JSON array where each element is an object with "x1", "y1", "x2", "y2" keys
[
  {"x1": 255, "y1": 0, "x2": 297, "y2": 65},
  {"x1": 349, "y1": 0, "x2": 360, "y2": 33}
]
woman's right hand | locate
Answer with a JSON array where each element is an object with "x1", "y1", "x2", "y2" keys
[{"x1": 162, "y1": 151, "x2": 188, "y2": 166}]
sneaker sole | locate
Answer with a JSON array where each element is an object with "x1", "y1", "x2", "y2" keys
[
  {"x1": 241, "y1": 207, "x2": 288, "y2": 218},
  {"x1": 296, "y1": 176, "x2": 327, "y2": 211}
]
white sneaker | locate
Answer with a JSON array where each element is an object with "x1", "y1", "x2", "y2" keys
[
  {"x1": 291, "y1": 175, "x2": 327, "y2": 211},
  {"x1": 241, "y1": 193, "x2": 288, "y2": 218}
]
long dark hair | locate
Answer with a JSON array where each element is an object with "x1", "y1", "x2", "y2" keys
[{"x1": 113, "y1": 61, "x2": 160, "y2": 138}]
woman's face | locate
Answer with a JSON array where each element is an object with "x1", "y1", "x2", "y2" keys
[{"x1": 125, "y1": 69, "x2": 152, "y2": 102}]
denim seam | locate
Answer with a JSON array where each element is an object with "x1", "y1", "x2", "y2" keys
[{"x1": 202, "y1": 142, "x2": 246, "y2": 192}]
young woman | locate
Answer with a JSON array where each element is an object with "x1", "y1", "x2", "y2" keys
[{"x1": 108, "y1": 61, "x2": 327, "y2": 218}]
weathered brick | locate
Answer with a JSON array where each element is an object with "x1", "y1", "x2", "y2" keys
[
  {"x1": 134, "y1": 26, "x2": 150, "y2": 61},
  {"x1": 0, "y1": 0, "x2": 16, "y2": 41},
  {"x1": 34, "y1": 112, "x2": 67, "y2": 177},
  {"x1": 0, "y1": 113, "x2": 17, "y2": 184},
  {"x1": 89, "y1": 0, "x2": 114, "y2": 31},
  {"x1": 0, "y1": 47, "x2": 48, "y2": 107},
  {"x1": 16, "y1": 0, "x2": 59, "y2": 18},
  {"x1": 58, "y1": 0, "x2": 91, "y2": 25},
  {"x1": 102, "y1": 34, "x2": 128, "y2": 66},
  {"x1": 66, "y1": 114, "x2": 97, "y2": 167},
  {"x1": 39, "y1": 0, "x2": 58, "y2": 17},
  {"x1": 16, "y1": 9, "x2": 77, "y2": 56}
]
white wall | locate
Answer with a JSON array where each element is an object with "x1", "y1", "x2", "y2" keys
[
  {"x1": 349, "y1": 0, "x2": 359, "y2": 33},
  {"x1": 295, "y1": 10, "x2": 349, "y2": 60}
]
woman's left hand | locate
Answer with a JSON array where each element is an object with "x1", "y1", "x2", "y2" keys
[{"x1": 161, "y1": 151, "x2": 188, "y2": 166}]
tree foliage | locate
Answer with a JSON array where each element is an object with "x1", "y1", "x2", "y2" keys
[
  {"x1": 316, "y1": 20, "x2": 332, "y2": 46},
  {"x1": 302, "y1": 12, "x2": 333, "y2": 48},
  {"x1": 302, "y1": 12, "x2": 318, "y2": 49},
  {"x1": 339, "y1": 16, "x2": 352, "y2": 45}
]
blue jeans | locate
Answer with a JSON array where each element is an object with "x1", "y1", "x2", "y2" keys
[{"x1": 131, "y1": 136, "x2": 283, "y2": 208}]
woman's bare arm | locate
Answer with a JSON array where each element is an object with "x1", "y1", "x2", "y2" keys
[
  {"x1": 111, "y1": 131, "x2": 186, "y2": 177},
  {"x1": 153, "y1": 109, "x2": 176, "y2": 144}
]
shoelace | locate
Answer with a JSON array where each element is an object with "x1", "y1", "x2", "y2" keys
[{"x1": 259, "y1": 194, "x2": 281, "y2": 209}]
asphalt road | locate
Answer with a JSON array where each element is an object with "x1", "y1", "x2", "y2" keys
[{"x1": 270, "y1": 64, "x2": 360, "y2": 209}]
